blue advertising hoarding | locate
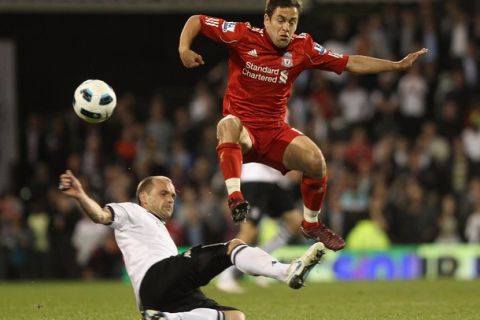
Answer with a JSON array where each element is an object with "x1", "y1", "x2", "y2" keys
[{"x1": 271, "y1": 244, "x2": 480, "y2": 281}]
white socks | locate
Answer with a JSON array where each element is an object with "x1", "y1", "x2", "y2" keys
[
  {"x1": 219, "y1": 225, "x2": 292, "y2": 283},
  {"x1": 225, "y1": 178, "x2": 241, "y2": 195},
  {"x1": 230, "y1": 244, "x2": 289, "y2": 282},
  {"x1": 162, "y1": 308, "x2": 223, "y2": 320},
  {"x1": 303, "y1": 205, "x2": 319, "y2": 223}
]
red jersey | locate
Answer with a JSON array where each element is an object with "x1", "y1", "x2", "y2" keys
[{"x1": 199, "y1": 15, "x2": 349, "y2": 129}]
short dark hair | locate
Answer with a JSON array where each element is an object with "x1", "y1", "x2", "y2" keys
[
  {"x1": 136, "y1": 176, "x2": 172, "y2": 205},
  {"x1": 265, "y1": 0, "x2": 302, "y2": 17}
]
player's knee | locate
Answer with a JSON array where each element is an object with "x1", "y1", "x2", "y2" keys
[
  {"x1": 303, "y1": 150, "x2": 326, "y2": 178},
  {"x1": 217, "y1": 116, "x2": 243, "y2": 141},
  {"x1": 227, "y1": 238, "x2": 247, "y2": 255},
  {"x1": 223, "y1": 310, "x2": 246, "y2": 320}
]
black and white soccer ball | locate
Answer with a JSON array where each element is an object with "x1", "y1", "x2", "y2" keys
[{"x1": 73, "y1": 79, "x2": 116, "y2": 123}]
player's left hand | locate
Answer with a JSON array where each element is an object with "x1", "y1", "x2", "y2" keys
[
  {"x1": 397, "y1": 48, "x2": 429, "y2": 70},
  {"x1": 180, "y1": 49, "x2": 205, "y2": 68}
]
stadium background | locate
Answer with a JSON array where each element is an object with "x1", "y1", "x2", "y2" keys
[{"x1": 0, "y1": 0, "x2": 480, "y2": 284}]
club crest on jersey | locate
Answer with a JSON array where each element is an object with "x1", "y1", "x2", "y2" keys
[
  {"x1": 282, "y1": 52, "x2": 293, "y2": 68},
  {"x1": 222, "y1": 21, "x2": 237, "y2": 33},
  {"x1": 314, "y1": 43, "x2": 327, "y2": 55}
]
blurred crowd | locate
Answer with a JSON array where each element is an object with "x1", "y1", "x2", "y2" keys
[{"x1": 1, "y1": 1, "x2": 480, "y2": 280}]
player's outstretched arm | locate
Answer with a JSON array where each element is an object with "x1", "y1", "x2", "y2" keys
[
  {"x1": 345, "y1": 48, "x2": 428, "y2": 74},
  {"x1": 179, "y1": 15, "x2": 205, "y2": 68},
  {"x1": 59, "y1": 170, "x2": 112, "y2": 224}
]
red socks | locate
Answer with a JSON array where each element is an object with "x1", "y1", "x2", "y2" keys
[
  {"x1": 217, "y1": 143, "x2": 242, "y2": 180},
  {"x1": 301, "y1": 176, "x2": 327, "y2": 211},
  {"x1": 217, "y1": 143, "x2": 243, "y2": 198}
]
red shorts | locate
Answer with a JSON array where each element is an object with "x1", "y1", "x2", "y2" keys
[{"x1": 243, "y1": 123, "x2": 303, "y2": 174}]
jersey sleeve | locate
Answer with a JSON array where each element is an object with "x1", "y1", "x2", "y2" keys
[
  {"x1": 303, "y1": 34, "x2": 349, "y2": 74},
  {"x1": 199, "y1": 15, "x2": 247, "y2": 47},
  {"x1": 106, "y1": 202, "x2": 130, "y2": 230}
]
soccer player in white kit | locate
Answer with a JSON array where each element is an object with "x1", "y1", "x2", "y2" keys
[{"x1": 59, "y1": 170, "x2": 325, "y2": 320}]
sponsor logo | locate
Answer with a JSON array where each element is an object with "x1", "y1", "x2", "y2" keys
[
  {"x1": 205, "y1": 17, "x2": 219, "y2": 27},
  {"x1": 244, "y1": 61, "x2": 279, "y2": 75},
  {"x1": 241, "y1": 62, "x2": 290, "y2": 84},
  {"x1": 313, "y1": 42, "x2": 327, "y2": 55},
  {"x1": 222, "y1": 21, "x2": 237, "y2": 32},
  {"x1": 282, "y1": 52, "x2": 293, "y2": 68},
  {"x1": 247, "y1": 49, "x2": 258, "y2": 57},
  {"x1": 279, "y1": 70, "x2": 289, "y2": 84},
  {"x1": 242, "y1": 61, "x2": 283, "y2": 84}
]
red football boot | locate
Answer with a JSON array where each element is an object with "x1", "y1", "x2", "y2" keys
[
  {"x1": 228, "y1": 198, "x2": 250, "y2": 223},
  {"x1": 301, "y1": 220, "x2": 345, "y2": 251}
]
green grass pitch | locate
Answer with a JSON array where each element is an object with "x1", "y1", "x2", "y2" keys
[{"x1": 0, "y1": 280, "x2": 479, "y2": 319}]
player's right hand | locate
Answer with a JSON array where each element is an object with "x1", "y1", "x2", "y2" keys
[
  {"x1": 180, "y1": 49, "x2": 205, "y2": 68},
  {"x1": 58, "y1": 170, "x2": 84, "y2": 198}
]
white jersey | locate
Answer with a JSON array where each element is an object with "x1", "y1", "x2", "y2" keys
[
  {"x1": 107, "y1": 202, "x2": 178, "y2": 307},
  {"x1": 241, "y1": 162, "x2": 283, "y2": 183}
]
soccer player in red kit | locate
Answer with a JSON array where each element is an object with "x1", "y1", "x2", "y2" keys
[{"x1": 179, "y1": 0, "x2": 427, "y2": 251}]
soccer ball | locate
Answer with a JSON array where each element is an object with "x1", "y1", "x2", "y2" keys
[{"x1": 73, "y1": 79, "x2": 117, "y2": 123}]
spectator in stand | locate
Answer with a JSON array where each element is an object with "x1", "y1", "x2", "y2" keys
[
  {"x1": 465, "y1": 204, "x2": 480, "y2": 243},
  {"x1": 81, "y1": 132, "x2": 104, "y2": 191},
  {"x1": 338, "y1": 167, "x2": 371, "y2": 236},
  {"x1": 26, "y1": 200, "x2": 51, "y2": 278},
  {"x1": 435, "y1": 194, "x2": 461, "y2": 244},
  {"x1": 436, "y1": 99, "x2": 463, "y2": 141},
  {"x1": 461, "y1": 115, "x2": 480, "y2": 177},
  {"x1": 344, "y1": 127, "x2": 373, "y2": 170},
  {"x1": 369, "y1": 72, "x2": 399, "y2": 139},
  {"x1": 189, "y1": 81, "x2": 217, "y2": 125},
  {"x1": 448, "y1": 137, "x2": 471, "y2": 197},
  {"x1": 0, "y1": 193, "x2": 29, "y2": 279},
  {"x1": 462, "y1": 42, "x2": 478, "y2": 92},
  {"x1": 72, "y1": 216, "x2": 111, "y2": 279},
  {"x1": 345, "y1": 183, "x2": 390, "y2": 250},
  {"x1": 397, "y1": 64, "x2": 428, "y2": 139},
  {"x1": 448, "y1": 4, "x2": 469, "y2": 59},
  {"x1": 114, "y1": 125, "x2": 138, "y2": 166},
  {"x1": 338, "y1": 76, "x2": 372, "y2": 128},
  {"x1": 386, "y1": 177, "x2": 437, "y2": 244},
  {"x1": 464, "y1": 178, "x2": 480, "y2": 243},
  {"x1": 144, "y1": 94, "x2": 172, "y2": 157}
]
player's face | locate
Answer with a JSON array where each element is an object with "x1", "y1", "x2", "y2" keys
[
  {"x1": 145, "y1": 180, "x2": 176, "y2": 220},
  {"x1": 264, "y1": 6, "x2": 299, "y2": 49}
]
